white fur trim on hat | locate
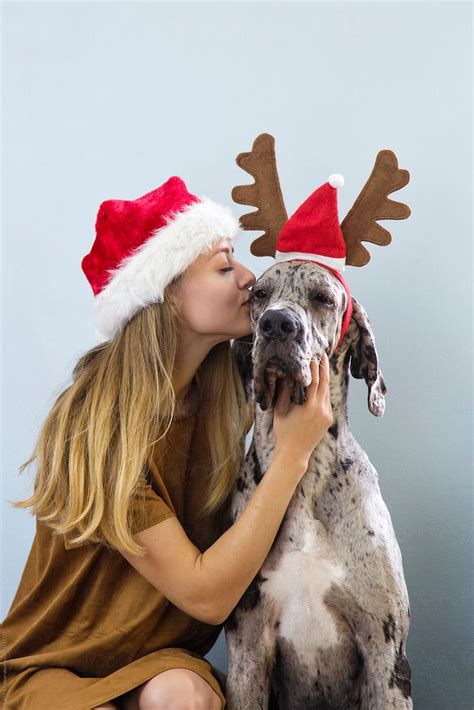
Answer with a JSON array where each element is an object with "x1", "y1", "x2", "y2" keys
[
  {"x1": 93, "y1": 197, "x2": 241, "y2": 342},
  {"x1": 274, "y1": 250, "x2": 346, "y2": 272}
]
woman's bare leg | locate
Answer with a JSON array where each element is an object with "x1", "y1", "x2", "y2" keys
[{"x1": 115, "y1": 668, "x2": 222, "y2": 709}]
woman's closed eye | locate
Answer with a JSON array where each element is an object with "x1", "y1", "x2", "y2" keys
[{"x1": 220, "y1": 267, "x2": 234, "y2": 272}]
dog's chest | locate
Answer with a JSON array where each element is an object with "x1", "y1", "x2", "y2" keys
[{"x1": 261, "y1": 509, "x2": 347, "y2": 654}]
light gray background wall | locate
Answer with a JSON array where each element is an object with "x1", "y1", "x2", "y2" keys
[{"x1": 2, "y1": 1, "x2": 472, "y2": 708}]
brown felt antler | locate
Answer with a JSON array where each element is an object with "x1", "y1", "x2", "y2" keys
[
  {"x1": 232, "y1": 133, "x2": 287, "y2": 258},
  {"x1": 232, "y1": 134, "x2": 411, "y2": 265},
  {"x1": 341, "y1": 149, "x2": 411, "y2": 267}
]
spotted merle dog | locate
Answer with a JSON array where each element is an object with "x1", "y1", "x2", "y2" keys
[{"x1": 223, "y1": 260, "x2": 412, "y2": 709}]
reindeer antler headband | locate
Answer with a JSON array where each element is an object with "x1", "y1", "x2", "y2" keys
[
  {"x1": 232, "y1": 133, "x2": 411, "y2": 264},
  {"x1": 231, "y1": 133, "x2": 411, "y2": 349}
]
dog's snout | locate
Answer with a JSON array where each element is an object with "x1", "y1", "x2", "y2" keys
[{"x1": 259, "y1": 309, "x2": 301, "y2": 341}]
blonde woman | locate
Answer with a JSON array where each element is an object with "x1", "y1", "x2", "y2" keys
[{"x1": 1, "y1": 177, "x2": 332, "y2": 710}]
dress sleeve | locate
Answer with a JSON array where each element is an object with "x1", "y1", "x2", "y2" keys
[
  {"x1": 128, "y1": 474, "x2": 176, "y2": 535},
  {"x1": 63, "y1": 472, "x2": 176, "y2": 549}
]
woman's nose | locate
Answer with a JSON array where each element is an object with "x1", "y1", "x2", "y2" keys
[
  {"x1": 235, "y1": 259, "x2": 256, "y2": 289},
  {"x1": 244, "y1": 268, "x2": 256, "y2": 289}
]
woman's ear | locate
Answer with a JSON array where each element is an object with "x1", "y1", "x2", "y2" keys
[
  {"x1": 231, "y1": 333, "x2": 254, "y2": 401},
  {"x1": 347, "y1": 296, "x2": 387, "y2": 417}
]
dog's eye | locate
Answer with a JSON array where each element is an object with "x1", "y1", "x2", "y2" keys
[
  {"x1": 254, "y1": 289, "x2": 267, "y2": 299},
  {"x1": 311, "y1": 292, "x2": 333, "y2": 306}
]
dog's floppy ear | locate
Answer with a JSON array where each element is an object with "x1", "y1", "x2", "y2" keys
[
  {"x1": 231, "y1": 333, "x2": 254, "y2": 401},
  {"x1": 347, "y1": 296, "x2": 387, "y2": 417}
]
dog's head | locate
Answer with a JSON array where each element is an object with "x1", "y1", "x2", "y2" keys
[{"x1": 233, "y1": 260, "x2": 386, "y2": 416}]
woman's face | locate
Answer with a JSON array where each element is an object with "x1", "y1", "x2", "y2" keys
[{"x1": 170, "y1": 237, "x2": 256, "y2": 343}]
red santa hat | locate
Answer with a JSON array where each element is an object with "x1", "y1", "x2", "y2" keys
[
  {"x1": 82, "y1": 176, "x2": 241, "y2": 342},
  {"x1": 274, "y1": 173, "x2": 353, "y2": 349}
]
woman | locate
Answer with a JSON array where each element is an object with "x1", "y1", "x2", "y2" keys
[{"x1": 1, "y1": 177, "x2": 333, "y2": 709}]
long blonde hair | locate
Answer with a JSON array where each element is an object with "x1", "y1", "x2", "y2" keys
[{"x1": 10, "y1": 284, "x2": 252, "y2": 556}]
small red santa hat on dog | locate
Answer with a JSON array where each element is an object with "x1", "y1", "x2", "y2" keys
[
  {"x1": 273, "y1": 173, "x2": 353, "y2": 349},
  {"x1": 82, "y1": 176, "x2": 241, "y2": 342}
]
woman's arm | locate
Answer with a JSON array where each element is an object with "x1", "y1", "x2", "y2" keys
[
  {"x1": 120, "y1": 449, "x2": 306, "y2": 625},
  {"x1": 197, "y1": 448, "x2": 307, "y2": 623}
]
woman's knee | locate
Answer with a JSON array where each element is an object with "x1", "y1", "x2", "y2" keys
[{"x1": 136, "y1": 668, "x2": 222, "y2": 710}]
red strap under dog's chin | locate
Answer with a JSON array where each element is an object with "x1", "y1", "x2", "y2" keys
[{"x1": 321, "y1": 264, "x2": 353, "y2": 351}]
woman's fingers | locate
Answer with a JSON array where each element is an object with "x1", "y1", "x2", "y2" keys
[
  {"x1": 307, "y1": 357, "x2": 320, "y2": 395},
  {"x1": 307, "y1": 352, "x2": 330, "y2": 399},
  {"x1": 318, "y1": 352, "x2": 330, "y2": 387}
]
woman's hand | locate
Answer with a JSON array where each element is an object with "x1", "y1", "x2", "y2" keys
[{"x1": 273, "y1": 352, "x2": 333, "y2": 472}]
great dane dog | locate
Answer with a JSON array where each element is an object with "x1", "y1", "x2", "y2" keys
[{"x1": 222, "y1": 134, "x2": 413, "y2": 709}]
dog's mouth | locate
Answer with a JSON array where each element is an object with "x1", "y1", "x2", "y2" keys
[
  {"x1": 265, "y1": 358, "x2": 289, "y2": 379},
  {"x1": 255, "y1": 355, "x2": 308, "y2": 411},
  {"x1": 265, "y1": 360, "x2": 295, "y2": 411}
]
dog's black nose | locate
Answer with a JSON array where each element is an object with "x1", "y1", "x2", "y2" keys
[{"x1": 259, "y1": 309, "x2": 300, "y2": 341}]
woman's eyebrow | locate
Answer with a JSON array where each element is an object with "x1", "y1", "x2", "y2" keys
[{"x1": 209, "y1": 246, "x2": 235, "y2": 259}]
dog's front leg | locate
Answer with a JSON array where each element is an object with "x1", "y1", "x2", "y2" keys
[
  {"x1": 224, "y1": 575, "x2": 278, "y2": 710},
  {"x1": 355, "y1": 614, "x2": 413, "y2": 710},
  {"x1": 332, "y1": 585, "x2": 412, "y2": 710},
  {"x1": 329, "y1": 583, "x2": 412, "y2": 708}
]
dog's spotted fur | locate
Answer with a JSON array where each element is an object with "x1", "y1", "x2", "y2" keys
[{"x1": 224, "y1": 261, "x2": 412, "y2": 709}]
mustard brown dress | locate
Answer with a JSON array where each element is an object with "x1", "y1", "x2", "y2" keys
[{"x1": 1, "y1": 383, "x2": 235, "y2": 709}]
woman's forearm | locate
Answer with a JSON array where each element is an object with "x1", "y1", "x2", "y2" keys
[{"x1": 195, "y1": 450, "x2": 307, "y2": 624}]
